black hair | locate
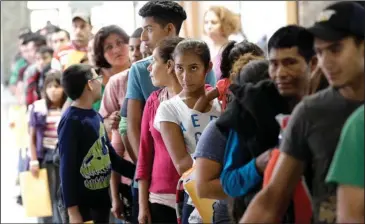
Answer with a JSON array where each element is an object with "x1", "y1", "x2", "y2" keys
[
  {"x1": 131, "y1": 27, "x2": 143, "y2": 38},
  {"x1": 156, "y1": 37, "x2": 184, "y2": 63},
  {"x1": 58, "y1": 29, "x2": 71, "y2": 40},
  {"x1": 268, "y1": 25, "x2": 315, "y2": 63},
  {"x1": 43, "y1": 70, "x2": 67, "y2": 109},
  {"x1": 138, "y1": 0, "x2": 187, "y2": 35},
  {"x1": 45, "y1": 25, "x2": 61, "y2": 35},
  {"x1": 22, "y1": 33, "x2": 47, "y2": 48},
  {"x1": 173, "y1": 39, "x2": 211, "y2": 69},
  {"x1": 220, "y1": 40, "x2": 265, "y2": 79},
  {"x1": 36, "y1": 46, "x2": 54, "y2": 56},
  {"x1": 94, "y1": 25, "x2": 130, "y2": 68},
  {"x1": 62, "y1": 64, "x2": 94, "y2": 100},
  {"x1": 18, "y1": 28, "x2": 32, "y2": 40},
  {"x1": 234, "y1": 59, "x2": 270, "y2": 86}
]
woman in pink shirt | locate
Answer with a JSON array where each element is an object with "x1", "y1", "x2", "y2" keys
[{"x1": 136, "y1": 37, "x2": 184, "y2": 224}]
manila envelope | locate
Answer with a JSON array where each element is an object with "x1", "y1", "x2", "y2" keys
[
  {"x1": 19, "y1": 169, "x2": 52, "y2": 217},
  {"x1": 184, "y1": 179, "x2": 215, "y2": 223}
]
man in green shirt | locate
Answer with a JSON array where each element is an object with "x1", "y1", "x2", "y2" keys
[{"x1": 326, "y1": 105, "x2": 364, "y2": 223}]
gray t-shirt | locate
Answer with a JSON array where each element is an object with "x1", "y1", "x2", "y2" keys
[
  {"x1": 194, "y1": 120, "x2": 227, "y2": 164},
  {"x1": 281, "y1": 87, "x2": 363, "y2": 224},
  {"x1": 194, "y1": 121, "x2": 230, "y2": 224}
]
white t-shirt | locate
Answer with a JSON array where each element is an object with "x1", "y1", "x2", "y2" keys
[{"x1": 154, "y1": 95, "x2": 222, "y2": 155}]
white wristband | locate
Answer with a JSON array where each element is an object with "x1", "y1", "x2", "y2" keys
[{"x1": 29, "y1": 160, "x2": 39, "y2": 166}]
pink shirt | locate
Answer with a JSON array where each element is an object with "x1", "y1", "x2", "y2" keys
[
  {"x1": 136, "y1": 89, "x2": 180, "y2": 194},
  {"x1": 99, "y1": 69, "x2": 132, "y2": 184}
]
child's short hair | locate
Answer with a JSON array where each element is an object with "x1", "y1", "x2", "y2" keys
[
  {"x1": 36, "y1": 45, "x2": 54, "y2": 56},
  {"x1": 173, "y1": 39, "x2": 211, "y2": 69},
  {"x1": 62, "y1": 64, "x2": 94, "y2": 100}
]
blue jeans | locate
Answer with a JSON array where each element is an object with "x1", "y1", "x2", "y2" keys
[
  {"x1": 182, "y1": 192, "x2": 194, "y2": 224},
  {"x1": 131, "y1": 186, "x2": 139, "y2": 224}
]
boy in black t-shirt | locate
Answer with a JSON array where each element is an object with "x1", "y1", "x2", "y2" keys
[{"x1": 58, "y1": 64, "x2": 135, "y2": 223}]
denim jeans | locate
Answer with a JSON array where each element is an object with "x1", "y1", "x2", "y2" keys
[
  {"x1": 131, "y1": 186, "x2": 139, "y2": 224},
  {"x1": 212, "y1": 200, "x2": 231, "y2": 224},
  {"x1": 181, "y1": 192, "x2": 194, "y2": 224}
]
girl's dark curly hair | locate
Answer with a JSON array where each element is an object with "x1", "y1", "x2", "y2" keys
[
  {"x1": 93, "y1": 25, "x2": 129, "y2": 68},
  {"x1": 220, "y1": 40, "x2": 264, "y2": 79}
]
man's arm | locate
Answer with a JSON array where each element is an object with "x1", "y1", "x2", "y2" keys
[
  {"x1": 337, "y1": 185, "x2": 364, "y2": 223},
  {"x1": 240, "y1": 153, "x2": 305, "y2": 222},
  {"x1": 125, "y1": 64, "x2": 145, "y2": 160},
  {"x1": 127, "y1": 99, "x2": 143, "y2": 160}
]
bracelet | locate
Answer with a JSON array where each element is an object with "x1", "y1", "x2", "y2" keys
[{"x1": 29, "y1": 160, "x2": 39, "y2": 166}]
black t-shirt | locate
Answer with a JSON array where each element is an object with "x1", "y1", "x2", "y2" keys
[
  {"x1": 58, "y1": 107, "x2": 135, "y2": 219},
  {"x1": 281, "y1": 87, "x2": 363, "y2": 223}
]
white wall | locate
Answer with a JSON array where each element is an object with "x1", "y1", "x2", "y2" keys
[{"x1": 240, "y1": 1, "x2": 287, "y2": 43}]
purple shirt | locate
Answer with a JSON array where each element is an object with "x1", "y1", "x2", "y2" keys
[{"x1": 29, "y1": 99, "x2": 48, "y2": 159}]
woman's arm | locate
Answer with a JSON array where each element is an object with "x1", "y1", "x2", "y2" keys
[
  {"x1": 194, "y1": 121, "x2": 227, "y2": 199},
  {"x1": 136, "y1": 99, "x2": 155, "y2": 210},
  {"x1": 194, "y1": 88, "x2": 219, "y2": 112},
  {"x1": 220, "y1": 131, "x2": 264, "y2": 197},
  {"x1": 160, "y1": 121, "x2": 193, "y2": 175},
  {"x1": 28, "y1": 106, "x2": 40, "y2": 177},
  {"x1": 195, "y1": 158, "x2": 227, "y2": 199}
]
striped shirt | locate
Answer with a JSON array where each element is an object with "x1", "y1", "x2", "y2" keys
[{"x1": 43, "y1": 109, "x2": 62, "y2": 150}]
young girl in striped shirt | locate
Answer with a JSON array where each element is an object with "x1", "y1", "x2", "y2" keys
[{"x1": 28, "y1": 70, "x2": 67, "y2": 223}]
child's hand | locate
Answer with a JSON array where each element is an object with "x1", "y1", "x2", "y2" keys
[
  {"x1": 30, "y1": 161, "x2": 40, "y2": 178},
  {"x1": 104, "y1": 111, "x2": 121, "y2": 132},
  {"x1": 111, "y1": 197, "x2": 124, "y2": 219}
]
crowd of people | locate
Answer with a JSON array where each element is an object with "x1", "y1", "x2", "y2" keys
[{"x1": 8, "y1": 1, "x2": 364, "y2": 224}]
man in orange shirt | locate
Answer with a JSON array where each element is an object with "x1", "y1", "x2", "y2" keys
[{"x1": 51, "y1": 12, "x2": 93, "y2": 71}]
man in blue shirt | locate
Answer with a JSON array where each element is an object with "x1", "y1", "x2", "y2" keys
[{"x1": 125, "y1": 1, "x2": 216, "y2": 223}]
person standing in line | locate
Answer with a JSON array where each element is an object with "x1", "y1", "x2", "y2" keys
[
  {"x1": 52, "y1": 12, "x2": 93, "y2": 71},
  {"x1": 154, "y1": 39, "x2": 222, "y2": 224},
  {"x1": 241, "y1": 2, "x2": 364, "y2": 223},
  {"x1": 28, "y1": 71, "x2": 67, "y2": 224},
  {"x1": 326, "y1": 105, "x2": 364, "y2": 223},
  {"x1": 136, "y1": 37, "x2": 184, "y2": 224},
  {"x1": 57, "y1": 64, "x2": 135, "y2": 223},
  {"x1": 124, "y1": 1, "x2": 217, "y2": 222}
]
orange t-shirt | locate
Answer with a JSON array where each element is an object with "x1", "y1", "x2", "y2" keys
[{"x1": 53, "y1": 43, "x2": 87, "y2": 71}]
